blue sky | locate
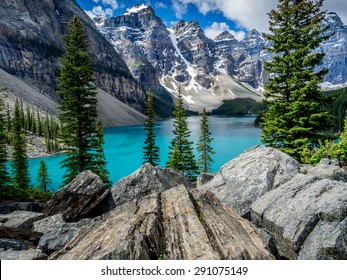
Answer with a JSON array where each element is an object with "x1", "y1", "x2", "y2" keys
[{"x1": 76, "y1": 0, "x2": 347, "y2": 40}]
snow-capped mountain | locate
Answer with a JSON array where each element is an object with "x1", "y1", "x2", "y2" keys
[
  {"x1": 92, "y1": 5, "x2": 347, "y2": 110},
  {"x1": 95, "y1": 4, "x2": 261, "y2": 111}
]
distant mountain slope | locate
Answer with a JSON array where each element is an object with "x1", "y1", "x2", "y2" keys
[
  {"x1": 0, "y1": 0, "x2": 147, "y2": 117},
  {"x1": 0, "y1": 68, "x2": 145, "y2": 127}
]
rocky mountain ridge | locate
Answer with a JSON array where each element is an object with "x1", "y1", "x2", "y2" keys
[
  {"x1": 0, "y1": 0, "x2": 146, "y2": 126},
  {"x1": 93, "y1": 5, "x2": 347, "y2": 110},
  {"x1": 95, "y1": 4, "x2": 262, "y2": 112}
]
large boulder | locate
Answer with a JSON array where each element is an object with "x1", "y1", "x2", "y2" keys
[
  {"x1": 51, "y1": 185, "x2": 273, "y2": 260},
  {"x1": 251, "y1": 174, "x2": 347, "y2": 259},
  {"x1": 44, "y1": 170, "x2": 113, "y2": 222},
  {"x1": 200, "y1": 146, "x2": 300, "y2": 217},
  {"x1": 301, "y1": 158, "x2": 347, "y2": 182},
  {"x1": 110, "y1": 163, "x2": 194, "y2": 208},
  {"x1": 0, "y1": 210, "x2": 45, "y2": 230},
  {"x1": 0, "y1": 202, "x2": 44, "y2": 215}
]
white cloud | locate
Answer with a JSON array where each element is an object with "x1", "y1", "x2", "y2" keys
[
  {"x1": 92, "y1": 0, "x2": 118, "y2": 10},
  {"x1": 87, "y1": 5, "x2": 114, "y2": 18},
  {"x1": 155, "y1": 2, "x2": 168, "y2": 9},
  {"x1": 171, "y1": 0, "x2": 347, "y2": 32},
  {"x1": 204, "y1": 22, "x2": 246, "y2": 40}
]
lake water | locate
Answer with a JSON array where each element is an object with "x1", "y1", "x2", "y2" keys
[{"x1": 27, "y1": 116, "x2": 261, "y2": 191}]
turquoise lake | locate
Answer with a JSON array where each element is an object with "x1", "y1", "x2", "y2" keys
[{"x1": 27, "y1": 116, "x2": 261, "y2": 191}]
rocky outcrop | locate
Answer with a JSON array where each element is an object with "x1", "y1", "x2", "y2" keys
[
  {"x1": 51, "y1": 185, "x2": 273, "y2": 260},
  {"x1": 200, "y1": 146, "x2": 300, "y2": 217},
  {"x1": 34, "y1": 215, "x2": 94, "y2": 254},
  {"x1": 251, "y1": 175, "x2": 347, "y2": 260},
  {"x1": 0, "y1": 211, "x2": 45, "y2": 230},
  {"x1": 301, "y1": 158, "x2": 347, "y2": 182},
  {"x1": 0, "y1": 201, "x2": 44, "y2": 214},
  {"x1": 44, "y1": 170, "x2": 112, "y2": 222},
  {"x1": 200, "y1": 146, "x2": 347, "y2": 260},
  {"x1": 110, "y1": 163, "x2": 193, "y2": 208}
]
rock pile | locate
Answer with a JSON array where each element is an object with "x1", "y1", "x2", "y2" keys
[{"x1": 0, "y1": 146, "x2": 345, "y2": 260}]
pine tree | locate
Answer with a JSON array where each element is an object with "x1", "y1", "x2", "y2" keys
[
  {"x1": 261, "y1": 0, "x2": 332, "y2": 161},
  {"x1": 57, "y1": 16, "x2": 108, "y2": 185},
  {"x1": 36, "y1": 160, "x2": 51, "y2": 193},
  {"x1": 37, "y1": 111, "x2": 43, "y2": 137},
  {"x1": 91, "y1": 121, "x2": 111, "y2": 187},
  {"x1": 196, "y1": 108, "x2": 215, "y2": 173},
  {"x1": 143, "y1": 92, "x2": 160, "y2": 166},
  {"x1": 167, "y1": 90, "x2": 198, "y2": 180},
  {"x1": 44, "y1": 114, "x2": 51, "y2": 153},
  {"x1": 0, "y1": 93, "x2": 11, "y2": 198},
  {"x1": 11, "y1": 98, "x2": 30, "y2": 192},
  {"x1": 6, "y1": 103, "x2": 12, "y2": 144}
]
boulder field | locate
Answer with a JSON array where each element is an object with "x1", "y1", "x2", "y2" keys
[{"x1": 0, "y1": 146, "x2": 346, "y2": 260}]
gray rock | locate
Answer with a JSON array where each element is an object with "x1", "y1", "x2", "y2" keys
[
  {"x1": 44, "y1": 170, "x2": 112, "y2": 222},
  {"x1": 0, "y1": 249, "x2": 48, "y2": 260},
  {"x1": 0, "y1": 211, "x2": 45, "y2": 230},
  {"x1": 196, "y1": 173, "x2": 215, "y2": 187},
  {"x1": 32, "y1": 214, "x2": 65, "y2": 233},
  {"x1": 300, "y1": 158, "x2": 347, "y2": 182},
  {"x1": 298, "y1": 218, "x2": 347, "y2": 260},
  {"x1": 201, "y1": 146, "x2": 300, "y2": 216},
  {"x1": 0, "y1": 202, "x2": 44, "y2": 215},
  {"x1": 110, "y1": 163, "x2": 193, "y2": 208},
  {"x1": 251, "y1": 174, "x2": 347, "y2": 259},
  {"x1": 0, "y1": 238, "x2": 33, "y2": 251},
  {"x1": 51, "y1": 185, "x2": 273, "y2": 260},
  {"x1": 37, "y1": 218, "x2": 94, "y2": 254}
]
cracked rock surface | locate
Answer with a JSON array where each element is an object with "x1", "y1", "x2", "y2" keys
[
  {"x1": 200, "y1": 146, "x2": 300, "y2": 217},
  {"x1": 251, "y1": 175, "x2": 347, "y2": 259},
  {"x1": 51, "y1": 185, "x2": 273, "y2": 260}
]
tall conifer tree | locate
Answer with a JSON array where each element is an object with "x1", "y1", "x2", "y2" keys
[
  {"x1": 0, "y1": 93, "x2": 11, "y2": 198},
  {"x1": 91, "y1": 121, "x2": 111, "y2": 187},
  {"x1": 143, "y1": 92, "x2": 160, "y2": 166},
  {"x1": 167, "y1": 90, "x2": 198, "y2": 179},
  {"x1": 11, "y1": 98, "x2": 30, "y2": 192},
  {"x1": 196, "y1": 108, "x2": 215, "y2": 173},
  {"x1": 36, "y1": 160, "x2": 51, "y2": 193},
  {"x1": 261, "y1": 0, "x2": 332, "y2": 160},
  {"x1": 57, "y1": 16, "x2": 108, "y2": 185}
]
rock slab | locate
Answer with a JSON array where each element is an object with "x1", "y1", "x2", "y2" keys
[
  {"x1": 110, "y1": 163, "x2": 193, "y2": 208},
  {"x1": 251, "y1": 174, "x2": 347, "y2": 259},
  {"x1": 44, "y1": 170, "x2": 111, "y2": 222},
  {"x1": 51, "y1": 185, "x2": 273, "y2": 260},
  {"x1": 200, "y1": 146, "x2": 300, "y2": 216}
]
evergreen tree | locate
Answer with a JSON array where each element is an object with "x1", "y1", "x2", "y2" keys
[
  {"x1": 167, "y1": 90, "x2": 198, "y2": 179},
  {"x1": 44, "y1": 114, "x2": 52, "y2": 153},
  {"x1": 0, "y1": 93, "x2": 11, "y2": 198},
  {"x1": 91, "y1": 121, "x2": 111, "y2": 187},
  {"x1": 36, "y1": 160, "x2": 51, "y2": 193},
  {"x1": 196, "y1": 108, "x2": 215, "y2": 173},
  {"x1": 37, "y1": 111, "x2": 43, "y2": 137},
  {"x1": 143, "y1": 92, "x2": 160, "y2": 166},
  {"x1": 6, "y1": 103, "x2": 12, "y2": 144},
  {"x1": 11, "y1": 98, "x2": 30, "y2": 192},
  {"x1": 57, "y1": 16, "x2": 108, "y2": 185},
  {"x1": 261, "y1": 0, "x2": 332, "y2": 160}
]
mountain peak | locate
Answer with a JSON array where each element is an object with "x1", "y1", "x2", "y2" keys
[
  {"x1": 123, "y1": 4, "x2": 152, "y2": 15},
  {"x1": 215, "y1": 31, "x2": 235, "y2": 41}
]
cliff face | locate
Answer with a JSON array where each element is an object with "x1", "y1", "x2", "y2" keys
[{"x1": 0, "y1": 0, "x2": 146, "y2": 112}]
